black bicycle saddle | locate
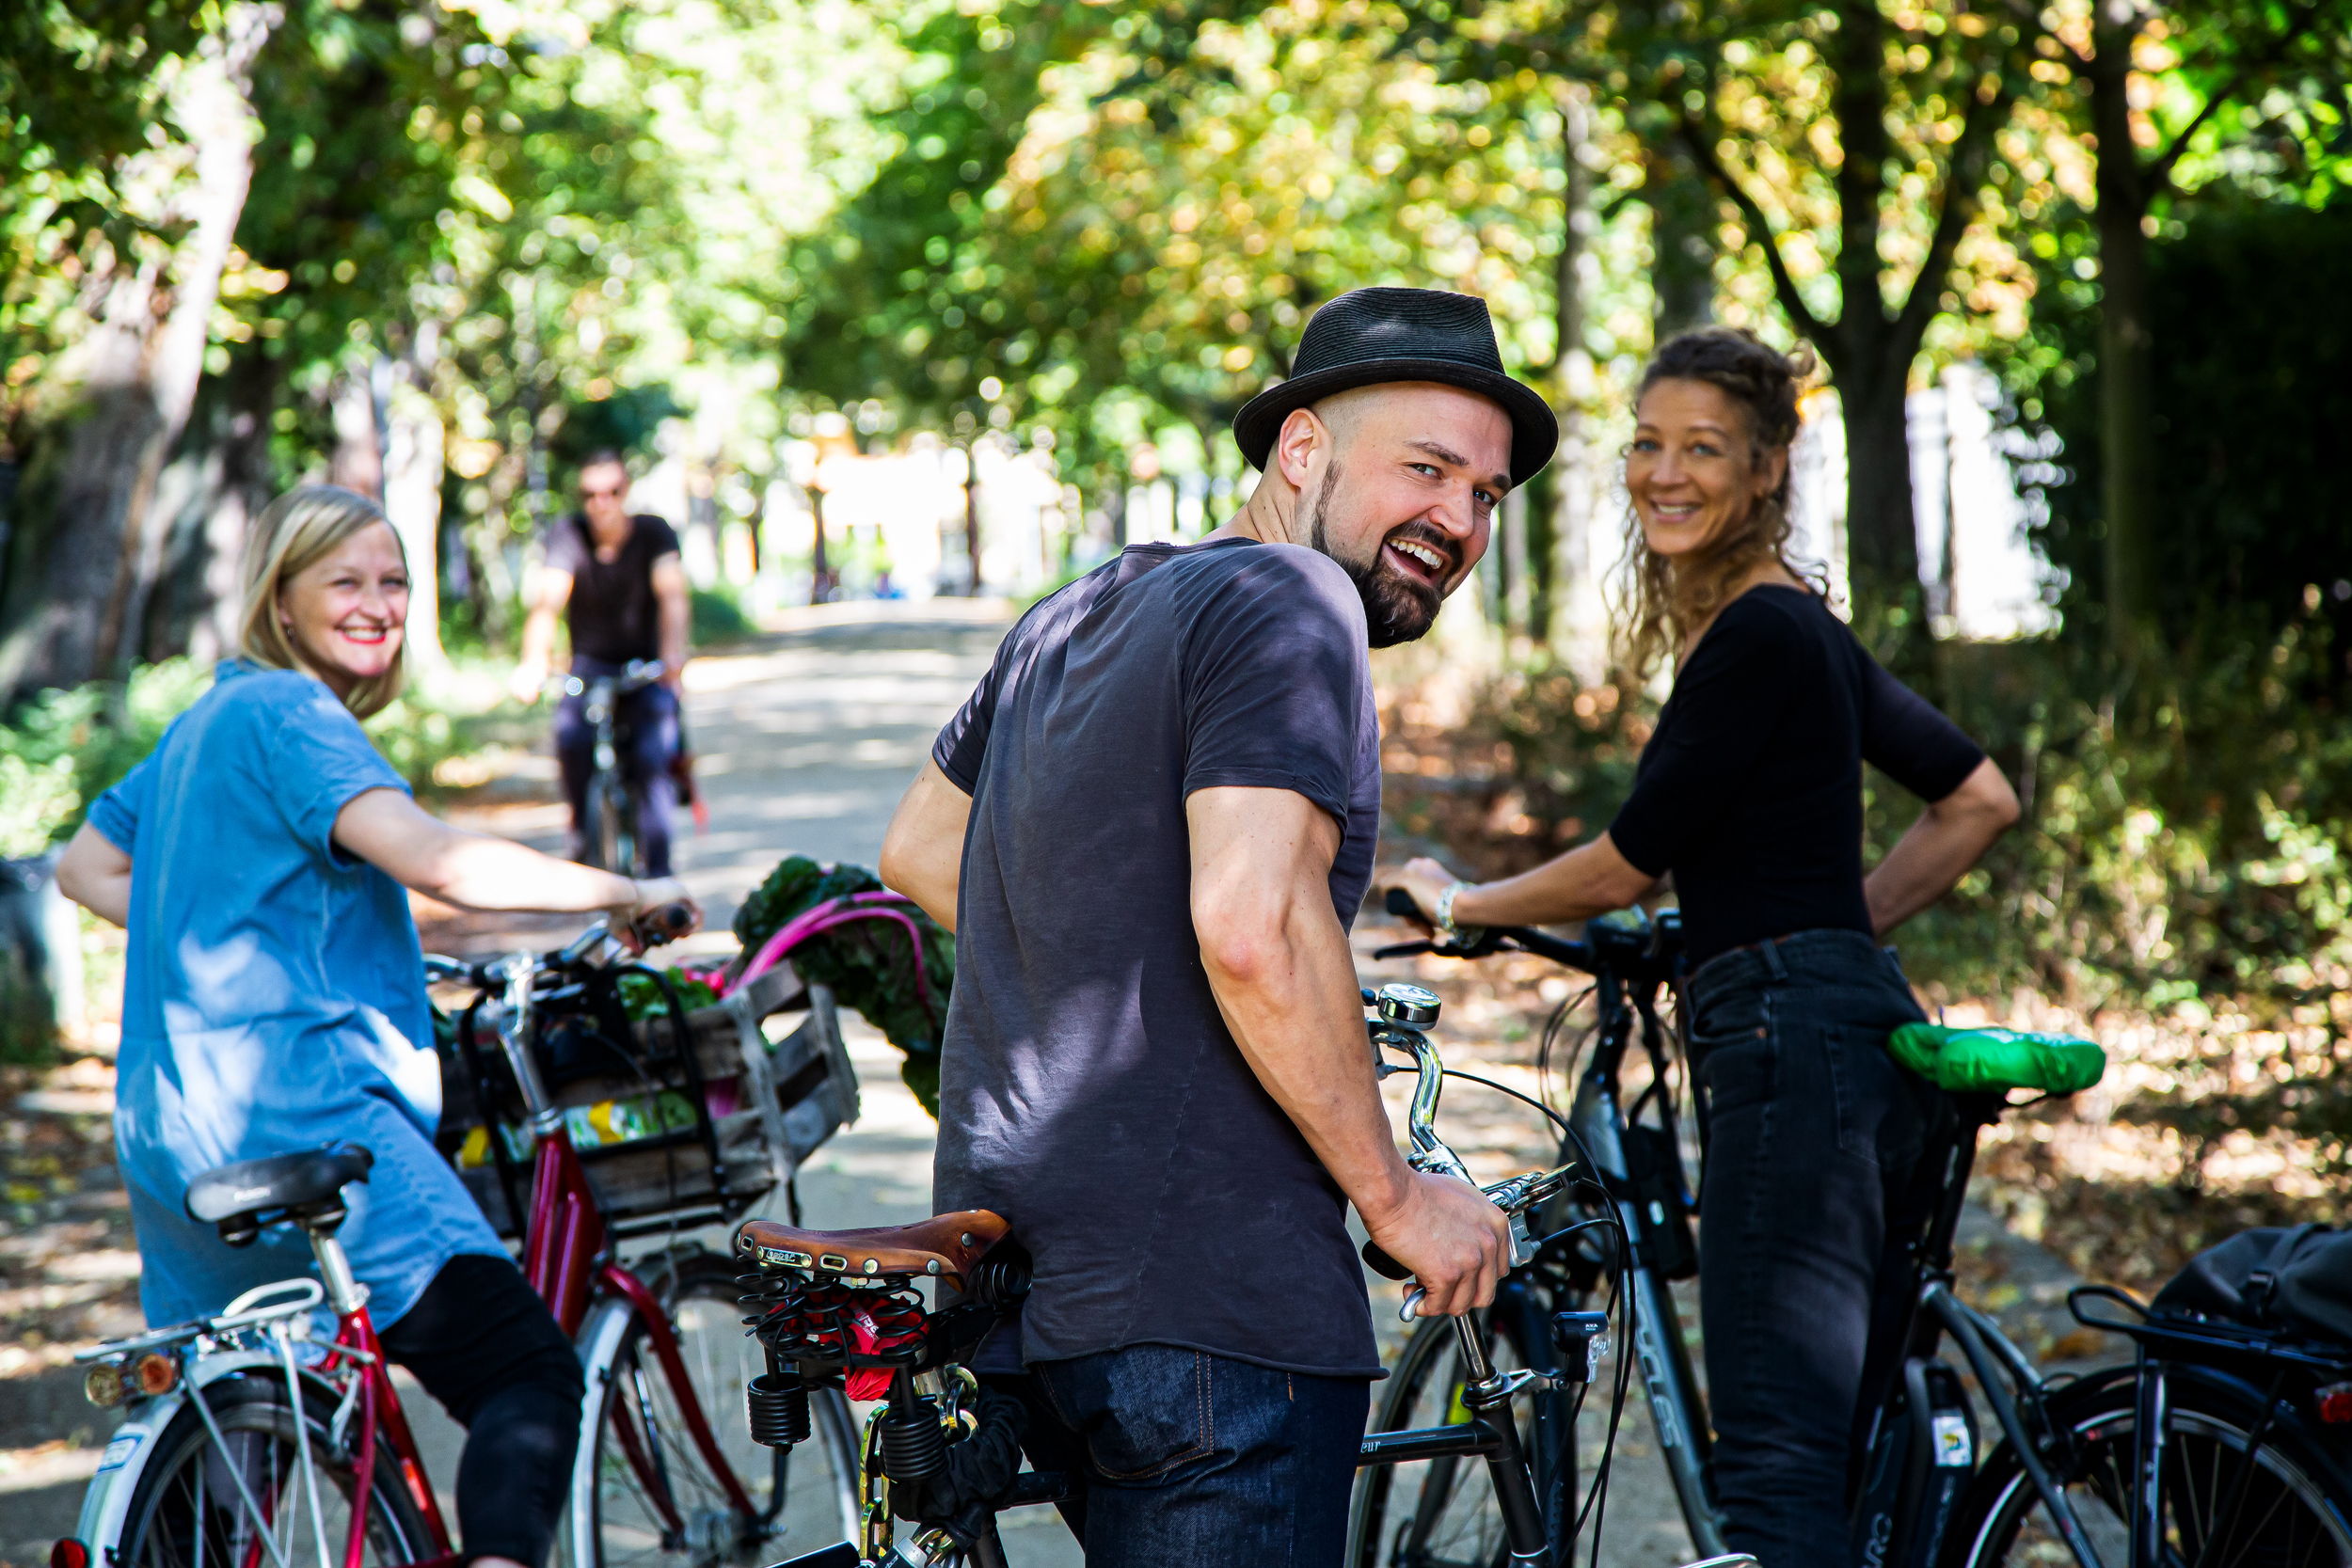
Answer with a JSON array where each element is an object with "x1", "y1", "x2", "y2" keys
[{"x1": 185, "y1": 1144, "x2": 375, "y2": 1229}]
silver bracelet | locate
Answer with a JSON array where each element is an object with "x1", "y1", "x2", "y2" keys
[{"x1": 1435, "y1": 880, "x2": 1472, "y2": 942}]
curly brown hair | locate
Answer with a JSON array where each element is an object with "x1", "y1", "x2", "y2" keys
[{"x1": 1613, "y1": 326, "x2": 1820, "y2": 679}]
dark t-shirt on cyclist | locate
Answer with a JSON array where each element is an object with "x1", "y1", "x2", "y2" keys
[
  {"x1": 1606, "y1": 585, "x2": 1984, "y2": 966},
  {"x1": 544, "y1": 513, "x2": 680, "y2": 665},
  {"x1": 930, "y1": 537, "x2": 1385, "y2": 1379}
]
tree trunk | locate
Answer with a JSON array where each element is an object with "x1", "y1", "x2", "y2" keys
[
  {"x1": 1825, "y1": 0, "x2": 1930, "y2": 677},
  {"x1": 1645, "y1": 144, "x2": 1718, "y2": 340},
  {"x1": 2090, "y1": 8, "x2": 2154, "y2": 657},
  {"x1": 329, "y1": 370, "x2": 386, "y2": 498},
  {"x1": 1839, "y1": 375, "x2": 1930, "y2": 673},
  {"x1": 1533, "y1": 85, "x2": 1596, "y2": 648},
  {"x1": 0, "y1": 4, "x2": 275, "y2": 705},
  {"x1": 384, "y1": 377, "x2": 446, "y2": 672},
  {"x1": 185, "y1": 351, "x2": 278, "y2": 665}
]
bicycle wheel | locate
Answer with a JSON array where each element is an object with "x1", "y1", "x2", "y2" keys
[
  {"x1": 1350, "y1": 1307, "x2": 1569, "y2": 1568},
  {"x1": 1946, "y1": 1363, "x2": 2352, "y2": 1567},
  {"x1": 117, "y1": 1374, "x2": 431, "y2": 1568},
  {"x1": 584, "y1": 773, "x2": 628, "y2": 875},
  {"x1": 581, "y1": 1250, "x2": 859, "y2": 1568}
]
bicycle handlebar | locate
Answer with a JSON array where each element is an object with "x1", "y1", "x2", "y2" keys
[
  {"x1": 555, "y1": 658, "x2": 667, "y2": 702},
  {"x1": 1377, "y1": 888, "x2": 1677, "y2": 980},
  {"x1": 422, "y1": 904, "x2": 696, "y2": 998}
]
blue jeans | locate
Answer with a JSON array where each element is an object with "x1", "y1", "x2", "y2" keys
[
  {"x1": 1687, "y1": 929, "x2": 1936, "y2": 1568},
  {"x1": 553, "y1": 660, "x2": 680, "y2": 877},
  {"x1": 993, "y1": 1344, "x2": 1369, "y2": 1567}
]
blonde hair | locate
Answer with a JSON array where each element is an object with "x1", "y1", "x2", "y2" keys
[
  {"x1": 237, "y1": 485, "x2": 407, "y2": 719},
  {"x1": 1613, "y1": 327, "x2": 1820, "y2": 680}
]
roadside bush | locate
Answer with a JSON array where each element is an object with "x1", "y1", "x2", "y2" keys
[{"x1": 691, "y1": 585, "x2": 757, "y2": 644}]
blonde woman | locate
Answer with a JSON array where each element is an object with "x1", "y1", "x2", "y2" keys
[
  {"x1": 1380, "y1": 330, "x2": 2020, "y2": 1566},
  {"x1": 56, "y1": 485, "x2": 696, "y2": 1568}
]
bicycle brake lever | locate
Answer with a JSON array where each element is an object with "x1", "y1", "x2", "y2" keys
[{"x1": 1400, "y1": 1288, "x2": 1426, "y2": 1323}]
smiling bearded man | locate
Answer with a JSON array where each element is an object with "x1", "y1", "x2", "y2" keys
[{"x1": 877, "y1": 287, "x2": 1556, "y2": 1568}]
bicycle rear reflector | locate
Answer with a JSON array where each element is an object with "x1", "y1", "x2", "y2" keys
[
  {"x1": 2317, "y1": 1381, "x2": 2352, "y2": 1423},
  {"x1": 51, "y1": 1541, "x2": 88, "y2": 1568}
]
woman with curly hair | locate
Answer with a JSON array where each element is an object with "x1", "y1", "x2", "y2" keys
[{"x1": 1383, "y1": 328, "x2": 2020, "y2": 1564}]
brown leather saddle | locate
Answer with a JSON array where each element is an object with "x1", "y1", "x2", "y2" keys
[{"x1": 735, "y1": 1209, "x2": 1009, "y2": 1289}]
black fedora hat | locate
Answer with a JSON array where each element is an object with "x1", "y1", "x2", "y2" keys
[{"x1": 1232, "y1": 287, "x2": 1558, "y2": 487}]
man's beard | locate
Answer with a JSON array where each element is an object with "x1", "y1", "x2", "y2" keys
[{"x1": 1305, "y1": 460, "x2": 1446, "y2": 649}]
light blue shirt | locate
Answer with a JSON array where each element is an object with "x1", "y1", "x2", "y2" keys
[{"x1": 91, "y1": 661, "x2": 505, "y2": 1328}]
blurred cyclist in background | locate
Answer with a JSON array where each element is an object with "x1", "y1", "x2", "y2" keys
[{"x1": 512, "y1": 449, "x2": 691, "y2": 875}]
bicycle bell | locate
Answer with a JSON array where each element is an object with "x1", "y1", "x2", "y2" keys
[{"x1": 1375, "y1": 982, "x2": 1440, "y2": 1027}]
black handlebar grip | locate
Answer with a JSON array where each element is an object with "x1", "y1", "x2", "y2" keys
[
  {"x1": 635, "y1": 902, "x2": 694, "y2": 944},
  {"x1": 1361, "y1": 1239, "x2": 1413, "y2": 1281},
  {"x1": 1385, "y1": 888, "x2": 1426, "y2": 922}
]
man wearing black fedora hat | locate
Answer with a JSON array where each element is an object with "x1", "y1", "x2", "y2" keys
[{"x1": 878, "y1": 287, "x2": 1555, "y2": 1564}]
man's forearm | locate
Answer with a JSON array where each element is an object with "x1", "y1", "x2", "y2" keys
[
  {"x1": 659, "y1": 588, "x2": 690, "y2": 676},
  {"x1": 518, "y1": 605, "x2": 560, "y2": 673}
]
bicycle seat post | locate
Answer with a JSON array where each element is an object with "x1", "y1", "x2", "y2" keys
[{"x1": 308, "y1": 1222, "x2": 369, "y2": 1316}]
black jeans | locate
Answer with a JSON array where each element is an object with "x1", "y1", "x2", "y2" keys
[
  {"x1": 1687, "y1": 929, "x2": 1936, "y2": 1568},
  {"x1": 988, "y1": 1344, "x2": 1368, "y2": 1566},
  {"x1": 553, "y1": 659, "x2": 681, "y2": 878},
  {"x1": 376, "y1": 1254, "x2": 584, "y2": 1568}
]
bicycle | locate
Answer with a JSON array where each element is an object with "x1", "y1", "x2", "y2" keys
[
  {"x1": 1942, "y1": 1279, "x2": 2352, "y2": 1564},
  {"x1": 61, "y1": 914, "x2": 863, "y2": 1568},
  {"x1": 723, "y1": 977, "x2": 1745, "y2": 1568},
  {"x1": 1359, "y1": 895, "x2": 2318, "y2": 1568},
  {"x1": 561, "y1": 658, "x2": 669, "y2": 878}
]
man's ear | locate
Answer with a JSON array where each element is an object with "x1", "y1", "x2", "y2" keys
[{"x1": 1273, "y1": 405, "x2": 1331, "y2": 491}]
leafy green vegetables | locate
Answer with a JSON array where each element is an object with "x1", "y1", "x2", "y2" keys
[{"x1": 734, "y1": 856, "x2": 954, "y2": 1117}]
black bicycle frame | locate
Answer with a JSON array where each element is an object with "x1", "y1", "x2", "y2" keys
[{"x1": 1356, "y1": 1305, "x2": 1549, "y2": 1560}]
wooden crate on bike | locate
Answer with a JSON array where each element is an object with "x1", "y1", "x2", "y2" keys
[{"x1": 436, "y1": 959, "x2": 862, "y2": 1238}]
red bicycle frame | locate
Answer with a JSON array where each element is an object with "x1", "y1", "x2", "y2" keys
[
  {"x1": 518, "y1": 1117, "x2": 759, "y2": 1520},
  {"x1": 490, "y1": 945, "x2": 761, "y2": 1524},
  {"x1": 297, "y1": 935, "x2": 763, "y2": 1568}
]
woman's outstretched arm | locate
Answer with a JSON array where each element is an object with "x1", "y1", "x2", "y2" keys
[
  {"x1": 1864, "y1": 756, "x2": 2019, "y2": 937},
  {"x1": 332, "y1": 787, "x2": 693, "y2": 923},
  {"x1": 1377, "y1": 833, "x2": 1660, "y2": 932}
]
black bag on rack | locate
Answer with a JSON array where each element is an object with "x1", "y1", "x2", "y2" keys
[{"x1": 2151, "y1": 1224, "x2": 2352, "y2": 1344}]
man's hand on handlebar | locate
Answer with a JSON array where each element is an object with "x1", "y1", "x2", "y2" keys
[
  {"x1": 508, "y1": 658, "x2": 551, "y2": 706},
  {"x1": 1364, "y1": 1169, "x2": 1512, "y2": 1319}
]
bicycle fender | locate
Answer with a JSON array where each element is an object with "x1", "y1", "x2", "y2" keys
[
  {"x1": 570, "y1": 1293, "x2": 639, "y2": 1568},
  {"x1": 72, "y1": 1390, "x2": 184, "y2": 1558},
  {"x1": 72, "y1": 1346, "x2": 294, "y2": 1557}
]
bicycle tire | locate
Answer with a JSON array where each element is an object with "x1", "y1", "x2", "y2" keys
[
  {"x1": 1943, "y1": 1362, "x2": 2352, "y2": 1568},
  {"x1": 580, "y1": 1249, "x2": 859, "y2": 1568},
  {"x1": 113, "y1": 1373, "x2": 432, "y2": 1568},
  {"x1": 1349, "y1": 1305, "x2": 1574, "y2": 1568},
  {"x1": 585, "y1": 773, "x2": 629, "y2": 876}
]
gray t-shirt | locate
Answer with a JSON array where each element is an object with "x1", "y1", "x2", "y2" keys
[{"x1": 931, "y1": 537, "x2": 1384, "y2": 1377}]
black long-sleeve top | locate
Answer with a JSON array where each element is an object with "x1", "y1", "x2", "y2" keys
[{"x1": 1606, "y1": 586, "x2": 1986, "y2": 966}]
